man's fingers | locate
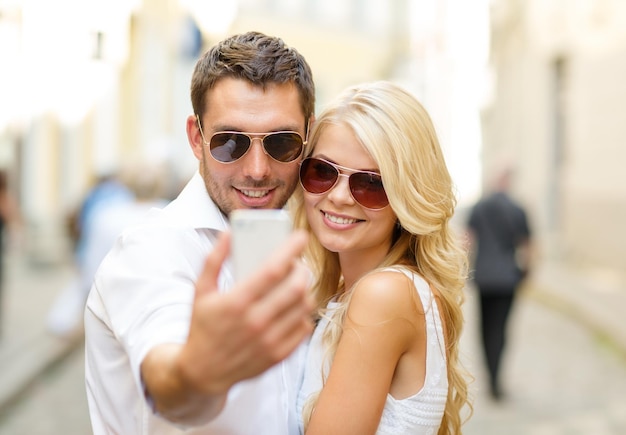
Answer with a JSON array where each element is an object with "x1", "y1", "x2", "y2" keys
[
  {"x1": 227, "y1": 315, "x2": 313, "y2": 381},
  {"x1": 196, "y1": 231, "x2": 231, "y2": 296},
  {"x1": 235, "y1": 230, "x2": 308, "y2": 302},
  {"x1": 250, "y1": 260, "x2": 312, "y2": 324},
  {"x1": 260, "y1": 284, "x2": 314, "y2": 360},
  {"x1": 245, "y1": 260, "x2": 313, "y2": 350}
]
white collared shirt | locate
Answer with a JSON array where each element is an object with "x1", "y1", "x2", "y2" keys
[{"x1": 85, "y1": 172, "x2": 306, "y2": 435}]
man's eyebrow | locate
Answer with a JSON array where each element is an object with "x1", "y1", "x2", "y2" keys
[{"x1": 211, "y1": 124, "x2": 303, "y2": 133}]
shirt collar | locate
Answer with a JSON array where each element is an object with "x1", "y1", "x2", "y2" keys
[{"x1": 167, "y1": 171, "x2": 229, "y2": 231}]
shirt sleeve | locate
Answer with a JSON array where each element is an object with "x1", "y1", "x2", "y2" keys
[{"x1": 93, "y1": 224, "x2": 218, "y2": 401}]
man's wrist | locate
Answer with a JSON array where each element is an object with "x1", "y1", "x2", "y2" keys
[{"x1": 142, "y1": 344, "x2": 228, "y2": 426}]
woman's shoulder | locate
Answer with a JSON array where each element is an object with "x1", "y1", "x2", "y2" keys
[{"x1": 347, "y1": 268, "x2": 425, "y2": 325}]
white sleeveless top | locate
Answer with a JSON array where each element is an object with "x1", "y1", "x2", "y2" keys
[{"x1": 296, "y1": 268, "x2": 448, "y2": 434}]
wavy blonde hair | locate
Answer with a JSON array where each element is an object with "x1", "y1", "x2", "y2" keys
[{"x1": 290, "y1": 81, "x2": 472, "y2": 434}]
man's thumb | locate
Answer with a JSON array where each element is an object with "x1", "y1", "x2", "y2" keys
[{"x1": 195, "y1": 231, "x2": 231, "y2": 296}]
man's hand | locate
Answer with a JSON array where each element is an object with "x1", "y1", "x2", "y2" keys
[{"x1": 141, "y1": 230, "x2": 314, "y2": 424}]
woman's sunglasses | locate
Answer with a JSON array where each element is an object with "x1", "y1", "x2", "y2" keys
[
  {"x1": 196, "y1": 115, "x2": 306, "y2": 163},
  {"x1": 299, "y1": 157, "x2": 389, "y2": 210}
]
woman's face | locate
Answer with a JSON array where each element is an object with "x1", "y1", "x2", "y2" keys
[{"x1": 303, "y1": 124, "x2": 397, "y2": 265}]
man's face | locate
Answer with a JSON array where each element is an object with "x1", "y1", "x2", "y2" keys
[{"x1": 187, "y1": 77, "x2": 306, "y2": 215}]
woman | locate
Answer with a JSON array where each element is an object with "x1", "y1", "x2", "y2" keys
[{"x1": 292, "y1": 81, "x2": 472, "y2": 434}]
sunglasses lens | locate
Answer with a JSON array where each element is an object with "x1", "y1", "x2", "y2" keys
[
  {"x1": 264, "y1": 133, "x2": 304, "y2": 162},
  {"x1": 210, "y1": 132, "x2": 303, "y2": 163},
  {"x1": 349, "y1": 173, "x2": 388, "y2": 209},
  {"x1": 300, "y1": 158, "x2": 339, "y2": 194},
  {"x1": 300, "y1": 158, "x2": 389, "y2": 209},
  {"x1": 210, "y1": 133, "x2": 251, "y2": 162}
]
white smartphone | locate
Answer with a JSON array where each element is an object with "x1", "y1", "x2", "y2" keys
[{"x1": 230, "y1": 209, "x2": 293, "y2": 281}]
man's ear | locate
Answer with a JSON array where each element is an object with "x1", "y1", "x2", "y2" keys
[{"x1": 186, "y1": 114, "x2": 204, "y2": 161}]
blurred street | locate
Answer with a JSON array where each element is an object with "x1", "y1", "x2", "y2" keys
[
  {"x1": 0, "y1": 251, "x2": 90, "y2": 434},
  {"x1": 0, "y1": 344, "x2": 89, "y2": 435},
  {"x1": 0, "y1": 247, "x2": 625, "y2": 434}
]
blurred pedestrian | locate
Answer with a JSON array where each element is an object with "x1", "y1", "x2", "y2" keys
[
  {"x1": 0, "y1": 169, "x2": 21, "y2": 337},
  {"x1": 71, "y1": 172, "x2": 134, "y2": 267},
  {"x1": 47, "y1": 171, "x2": 134, "y2": 337},
  {"x1": 466, "y1": 166, "x2": 532, "y2": 400}
]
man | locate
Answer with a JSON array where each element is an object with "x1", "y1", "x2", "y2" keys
[
  {"x1": 467, "y1": 167, "x2": 532, "y2": 401},
  {"x1": 84, "y1": 31, "x2": 316, "y2": 434}
]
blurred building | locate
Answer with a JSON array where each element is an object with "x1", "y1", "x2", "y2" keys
[
  {"x1": 482, "y1": 0, "x2": 626, "y2": 276},
  {"x1": 0, "y1": 0, "x2": 147, "y2": 264},
  {"x1": 231, "y1": 0, "x2": 411, "y2": 106}
]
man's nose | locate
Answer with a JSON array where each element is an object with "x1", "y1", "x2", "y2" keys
[{"x1": 242, "y1": 138, "x2": 271, "y2": 179}]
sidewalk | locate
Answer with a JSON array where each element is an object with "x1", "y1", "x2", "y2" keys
[
  {"x1": 0, "y1": 251, "x2": 82, "y2": 412},
  {"x1": 0, "y1": 248, "x2": 625, "y2": 415},
  {"x1": 530, "y1": 260, "x2": 626, "y2": 357}
]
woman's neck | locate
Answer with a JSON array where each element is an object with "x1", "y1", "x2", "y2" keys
[{"x1": 339, "y1": 250, "x2": 388, "y2": 291}]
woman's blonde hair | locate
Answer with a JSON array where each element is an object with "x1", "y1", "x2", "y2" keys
[{"x1": 290, "y1": 81, "x2": 472, "y2": 434}]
